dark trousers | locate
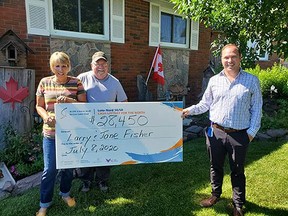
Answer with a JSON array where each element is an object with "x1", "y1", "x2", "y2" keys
[
  {"x1": 205, "y1": 126, "x2": 250, "y2": 208},
  {"x1": 81, "y1": 166, "x2": 111, "y2": 184}
]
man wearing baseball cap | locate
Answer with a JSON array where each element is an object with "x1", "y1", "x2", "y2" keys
[{"x1": 77, "y1": 51, "x2": 128, "y2": 192}]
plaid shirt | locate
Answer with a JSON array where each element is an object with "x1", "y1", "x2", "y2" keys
[{"x1": 187, "y1": 69, "x2": 263, "y2": 137}]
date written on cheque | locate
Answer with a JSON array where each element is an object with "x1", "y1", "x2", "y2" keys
[{"x1": 64, "y1": 144, "x2": 119, "y2": 159}]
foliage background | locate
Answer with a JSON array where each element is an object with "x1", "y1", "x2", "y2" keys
[
  {"x1": 171, "y1": 0, "x2": 288, "y2": 69},
  {"x1": 247, "y1": 64, "x2": 288, "y2": 98}
]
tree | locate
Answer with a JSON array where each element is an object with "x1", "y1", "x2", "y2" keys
[{"x1": 170, "y1": 0, "x2": 288, "y2": 68}]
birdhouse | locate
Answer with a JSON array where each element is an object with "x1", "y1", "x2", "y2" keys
[{"x1": 0, "y1": 30, "x2": 34, "y2": 68}]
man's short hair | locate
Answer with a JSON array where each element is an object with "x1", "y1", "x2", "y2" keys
[{"x1": 221, "y1": 44, "x2": 241, "y2": 56}]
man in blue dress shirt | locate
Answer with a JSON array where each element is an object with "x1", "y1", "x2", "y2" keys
[{"x1": 182, "y1": 44, "x2": 263, "y2": 216}]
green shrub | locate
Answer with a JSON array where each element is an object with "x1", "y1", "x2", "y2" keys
[
  {"x1": 261, "y1": 99, "x2": 288, "y2": 131},
  {"x1": 0, "y1": 122, "x2": 43, "y2": 180},
  {"x1": 246, "y1": 64, "x2": 288, "y2": 130},
  {"x1": 15, "y1": 154, "x2": 43, "y2": 178},
  {"x1": 0, "y1": 123, "x2": 30, "y2": 166},
  {"x1": 247, "y1": 64, "x2": 288, "y2": 98}
]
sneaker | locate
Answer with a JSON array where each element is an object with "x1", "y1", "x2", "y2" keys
[
  {"x1": 81, "y1": 181, "x2": 91, "y2": 192},
  {"x1": 98, "y1": 181, "x2": 108, "y2": 192}
]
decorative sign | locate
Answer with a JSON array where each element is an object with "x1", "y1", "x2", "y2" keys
[
  {"x1": 55, "y1": 101, "x2": 183, "y2": 169},
  {"x1": 0, "y1": 77, "x2": 29, "y2": 110}
]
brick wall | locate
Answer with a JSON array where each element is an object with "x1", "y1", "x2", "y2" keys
[
  {"x1": 0, "y1": 0, "x2": 51, "y2": 90},
  {"x1": 1, "y1": 0, "x2": 282, "y2": 105},
  {"x1": 257, "y1": 52, "x2": 280, "y2": 69},
  {"x1": 0, "y1": 0, "x2": 212, "y2": 104},
  {"x1": 187, "y1": 25, "x2": 212, "y2": 105},
  {"x1": 26, "y1": 36, "x2": 51, "y2": 83},
  {"x1": 111, "y1": 0, "x2": 153, "y2": 101},
  {"x1": 112, "y1": 0, "x2": 212, "y2": 104}
]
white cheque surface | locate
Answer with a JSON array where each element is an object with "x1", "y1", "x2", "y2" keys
[{"x1": 55, "y1": 101, "x2": 183, "y2": 169}]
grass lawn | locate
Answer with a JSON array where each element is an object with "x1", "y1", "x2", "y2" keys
[{"x1": 0, "y1": 138, "x2": 287, "y2": 216}]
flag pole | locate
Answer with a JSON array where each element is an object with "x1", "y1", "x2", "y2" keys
[{"x1": 145, "y1": 45, "x2": 160, "y2": 85}]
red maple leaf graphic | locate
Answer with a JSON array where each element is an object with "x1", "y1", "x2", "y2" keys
[{"x1": 0, "y1": 77, "x2": 29, "y2": 110}]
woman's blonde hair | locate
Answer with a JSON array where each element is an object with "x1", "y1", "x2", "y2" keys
[{"x1": 49, "y1": 51, "x2": 71, "y2": 72}]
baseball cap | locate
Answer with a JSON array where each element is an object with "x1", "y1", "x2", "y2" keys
[{"x1": 92, "y1": 51, "x2": 107, "y2": 62}]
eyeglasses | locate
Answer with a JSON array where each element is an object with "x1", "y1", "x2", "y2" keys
[
  {"x1": 55, "y1": 65, "x2": 68, "y2": 70},
  {"x1": 92, "y1": 62, "x2": 108, "y2": 67}
]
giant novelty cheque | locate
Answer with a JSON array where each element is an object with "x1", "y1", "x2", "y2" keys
[{"x1": 55, "y1": 101, "x2": 183, "y2": 169}]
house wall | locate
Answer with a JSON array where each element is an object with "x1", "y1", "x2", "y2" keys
[
  {"x1": 0, "y1": 0, "x2": 212, "y2": 105},
  {"x1": 112, "y1": 0, "x2": 213, "y2": 105},
  {"x1": 111, "y1": 0, "x2": 152, "y2": 101},
  {"x1": 4, "y1": 0, "x2": 279, "y2": 107},
  {"x1": 257, "y1": 52, "x2": 280, "y2": 69},
  {"x1": 187, "y1": 25, "x2": 212, "y2": 104},
  {"x1": 0, "y1": 0, "x2": 51, "y2": 87}
]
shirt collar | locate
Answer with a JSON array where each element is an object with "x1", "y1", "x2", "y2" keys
[
  {"x1": 90, "y1": 70, "x2": 110, "y2": 82},
  {"x1": 219, "y1": 68, "x2": 244, "y2": 77}
]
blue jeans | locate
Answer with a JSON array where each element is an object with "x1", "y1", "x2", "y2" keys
[{"x1": 40, "y1": 137, "x2": 73, "y2": 208}]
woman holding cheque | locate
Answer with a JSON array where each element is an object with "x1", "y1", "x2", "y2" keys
[{"x1": 35, "y1": 51, "x2": 86, "y2": 216}]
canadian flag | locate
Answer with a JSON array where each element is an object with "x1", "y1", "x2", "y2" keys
[{"x1": 152, "y1": 46, "x2": 165, "y2": 85}]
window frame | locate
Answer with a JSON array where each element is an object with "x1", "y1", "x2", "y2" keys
[
  {"x1": 149, "y1": 2, "x2": 199, "y2": 50},
  {"x1": 48, "y1": 0, "x2": 110, "y2": 41},
  {"x1": 25, "y1": 0, "x2": 125, "y2": 43},
  {"x1": 256, "y1": 45, "x2": 269, "y2": 61},
  {"x1": 160, "y1": 8, "x2": 190, "y2": 48}
]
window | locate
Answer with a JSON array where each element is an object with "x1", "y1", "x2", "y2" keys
[
  {"x1": 247, "y1": 40, "x2": 269, "y2": 61},
  {"x1": 51, "y1": 0, "x2": 108, "y2": 40},
  {"x1": 7, "y1": 45, "x2": 17, "y2": 60},
  {"x1": 52, "y1": 0, "x2": 104, "y2": 34},
  {"x1": 25, "y1": 0, "x2": 124, "y2": 43},
  {"x1": 149, "y1": 2, "x2": 199, "y2": 50},
  {"x1": 256, "y1": 44, "x2": 269, "y2": 61},
  {"x1": 161, "y1": 12, "x2": 187, "y2": 44}
]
